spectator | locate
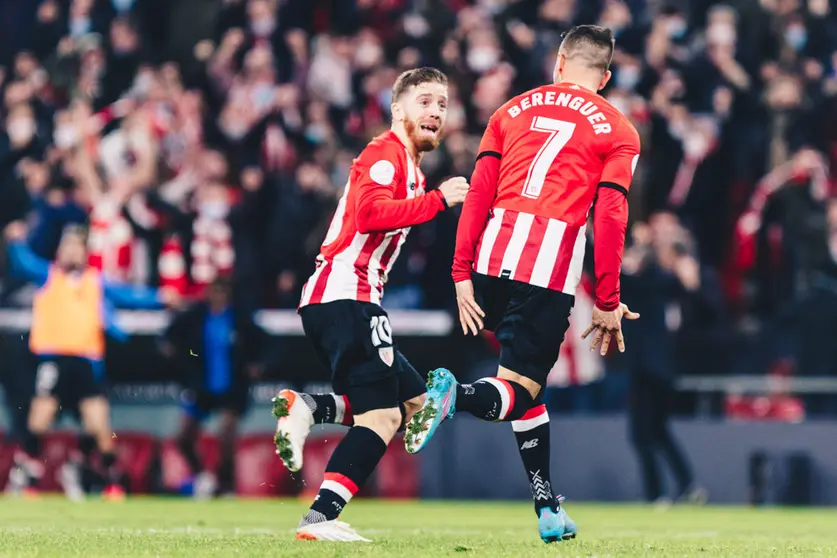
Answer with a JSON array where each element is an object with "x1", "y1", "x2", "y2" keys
[{"x1": 2, "y1": 0, "x2": 837, "y2": 402}]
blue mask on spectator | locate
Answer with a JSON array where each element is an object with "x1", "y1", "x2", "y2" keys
[
  {"x1": 251, "y1": 18, "x2": 276, "y2": 37},
  {"x1": 70, "y1": 17, "x2": 91, "y2": 37},
  {"x1": 786, "y1": 27, "x2": 807, "y2": 51},
  {"x1": 667, "y1": 18, "x2": 687, "y2": 39},
  {"x1": 305, "y1": 124, "x2": 328, "y2": 144},
  {"x1": 616, "y1": 66, "x2": 640, "y2": 90},
  {"x1": 200, "y1": 201, "x2": 229, "y2": 220},
  {"x1": 111, "y1": 0, "x2": 135, "y2": 13}
]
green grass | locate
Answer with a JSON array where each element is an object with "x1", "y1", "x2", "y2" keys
[{"x1": 1, "y1": 496, "x2": 837, "y2": 557}]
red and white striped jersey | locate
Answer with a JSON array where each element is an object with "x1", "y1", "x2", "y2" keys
[
  {"x1": 454, "y1": 82, "x2": 640, "y2": 308},
  {"x1": 87, "y1": 196, "x2": 136, "y2": 283},
  {"x1": 299, "y1": 131, "x2": 447, "y2": 307}
]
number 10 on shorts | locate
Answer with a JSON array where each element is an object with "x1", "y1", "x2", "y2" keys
[{"x1": 370, "y1": 315, "x2": 394, "y2": 367}]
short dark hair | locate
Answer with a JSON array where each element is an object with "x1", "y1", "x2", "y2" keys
[
  {"x1": 391, "y1": 67, "x2": 448, "y2": 101},
  {"x1": 559, "y1": 25, "x2": 615, "y2": 73}
]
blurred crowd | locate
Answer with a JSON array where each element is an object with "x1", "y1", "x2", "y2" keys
[{"x1": 2, "y1": 0, "x2": 837, "y2": 381}]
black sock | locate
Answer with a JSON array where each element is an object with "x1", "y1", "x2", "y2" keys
[
  {"x1": 299, "y1": 393, "x2": 353, "y2": 425},
  {"x1": 512, "y1": 403, "x2": 557, "y2": 515},
  {"x1": 305, "y1": 426, "x2": 387, "y2": 522},
  {"x1": 101, "y1": 451, "x2": 120, "y2": 485},
  {"x1": 22, "y1": 430, "x2": 41, "y2": 458},
  {"x1": 78, "y1": 434, "x2": 97, "y2": 458},
  {"x1": 455, "y1": 378, "x2": 533, "y2": 421},
  {"x1": 17, "y1": 432, "x2": 43, "y2": 486}
]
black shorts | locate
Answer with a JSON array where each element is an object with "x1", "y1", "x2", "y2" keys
[
  {"x1": 472, "y1": 272, "x2": 574, "y2": 387},
  {"x1": 34, "y1": 356, "x2": 106, "y2": 407},
  {"x1": 181, "y1": 387, "x2": 250, "y2": 421},
  {"x1": 300, "y1": 300, "x2": 426, "y2": 415}
]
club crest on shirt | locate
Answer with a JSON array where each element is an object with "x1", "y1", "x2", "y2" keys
[{"x1": 378, "y1": 346, "x2": 394, "y2": 367}]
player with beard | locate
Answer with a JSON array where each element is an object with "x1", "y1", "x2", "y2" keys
[{"x1": 271, "y1": 67, "x2": 469, "y2": 542}]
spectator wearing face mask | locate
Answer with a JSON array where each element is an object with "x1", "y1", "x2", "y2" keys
[
  {"x1": 151, "y1": 149, "x2": 236, "y2": 300},
  {"x1": 1, "y1": 103, "x2": 44, "y2": 178}
]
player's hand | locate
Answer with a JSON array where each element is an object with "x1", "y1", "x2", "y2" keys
[
  {"x1": 455, "y1": 279, "x2": 485, "y2": 336},
  {"x1": 580, "y1": 303, "x2": 640, "y2": 356},
  {"x1": 438, "y1": 176, "x2": 469, "y2": 208},
  {"x1": 4, "y1": 221, "x2": 27, "y2": 241}
]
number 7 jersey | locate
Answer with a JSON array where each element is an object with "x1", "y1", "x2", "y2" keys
[{"x1": 453, "y1": 82, "x2": 640, "y2": 298}]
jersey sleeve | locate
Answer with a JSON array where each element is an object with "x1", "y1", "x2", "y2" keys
[
  {"x1": 593, "y1": 118, "x2": 641, "y2": 311},
  {"x1": 7, "y1": 242, "x2": 50, "y2": 287},
  {"x1": 599, "y1": 118, "x2": 641, "y2": 193},
  {"x1": 354, "y1": 143, "x2": 446, "y2": 234}
]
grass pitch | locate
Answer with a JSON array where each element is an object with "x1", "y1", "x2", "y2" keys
[{"x1": 2, "y1": 496, "x2": 837, "y2": 557}]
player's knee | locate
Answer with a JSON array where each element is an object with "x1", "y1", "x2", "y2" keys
[
  {"x1": 28, "y1": 398, "x2": 56, "y2": 434},
  {"x1": 354, "y1": 407, "x2": 402, "y2": 439},
  {"x1": 28, "y1": 419, "x2": 49, "y2": 435},
  {"x1": 497, "y1": 366, "x2": 541, "y2": 399},
  {"x1": 79, "y1": 398, "x2": 110, "y2": 434},
  {"x1": 402, "y1": 393, "x2": 427, "y2": 423}
]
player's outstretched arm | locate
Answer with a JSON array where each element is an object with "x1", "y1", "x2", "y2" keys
[
  {"x1": 3, "y1": 222, "x2": 49, "y2": 286},
  {"x1": 584, "y1": 120, "x2": 642, "y2": 354},
  {"x1": 355, "y1": 170, "x2": 467, "y2": 234},
  {"x1": 104, "y1": 281, "x2": 178, "y2": 309}
]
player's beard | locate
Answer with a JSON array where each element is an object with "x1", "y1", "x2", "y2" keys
[{"x1": 405, "y1": 119, "x2": 440, "y2": 152}]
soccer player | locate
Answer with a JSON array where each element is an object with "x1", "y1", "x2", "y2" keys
[
  {"x1": 272, "y1": 67, "x2": 469, "y2": 541},
  {"x1": 404, "y1": 25, "x2": 641, "y2": 543},
  {"x1": 3, "y1": 221, "x2": 173, "y2": 500}
]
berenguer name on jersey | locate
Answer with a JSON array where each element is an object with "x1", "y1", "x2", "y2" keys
[{"x1": 506, "y1": 90, "x2": 612, "y2": 135}]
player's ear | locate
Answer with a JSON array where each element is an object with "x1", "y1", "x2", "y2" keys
[
  {"x1": 391, "y1": 100, "x2": 403, "y2": 121},
  {"x1": 598, "y1": 70, "x2": 612, "y2": 91},
  {"x1": 553, "y1": 53, "x2": 565, "y2": 84}
]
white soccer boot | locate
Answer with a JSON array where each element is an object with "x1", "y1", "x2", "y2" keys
[
  {"x1": 193, "y1": 471, "x2": 217, "y2": 500},
  {"x1": 272, "y1": 389, "x2": 314, "y2": 472},
  {"x1": 296, "y1": 518, "x2": 371, "y2": 542}
]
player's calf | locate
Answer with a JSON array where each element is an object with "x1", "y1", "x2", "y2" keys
[
  {"x1": 455, "y1": 377, "x2": 535, "y2": 422},
  {"x1": 299, "y1": 408, "x2": 398, "y2": 534},
  {"x1": 512, "y1": 403, "x2": 558, "y2": 515},
  {"x1": 28, "y1": 395, "x2": 58, "y2": 435}
]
